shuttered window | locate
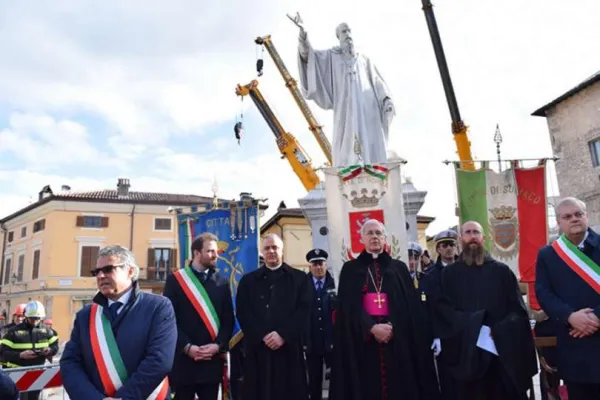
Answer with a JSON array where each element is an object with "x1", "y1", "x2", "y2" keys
[
  {"x1": 76, "y1": 216, "x2": 109, "y2": 228},
  {"x1": 147, "y1": 248, "x2": 177, "y2": 281},
  {"x1": 80, "y1": 246, "x2": 100, "y2": 277},
  {"x1": 32, "y1": 250, "x2": 40, "y2": 280}
]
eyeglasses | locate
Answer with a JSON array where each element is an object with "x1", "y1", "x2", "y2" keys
[
  {"x1": 91, "y1": 264, "x2": 125, "y2": 277},
  {"x1": 440, "y1": 242, "x2": 456, "y2": 248}
]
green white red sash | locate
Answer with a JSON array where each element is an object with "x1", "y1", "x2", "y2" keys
[
  {"x1": 89, "y1": 304, "x2": 169, "y2": 399},
  {"x1": 552, "y1": 234, "x2": 600, "y2": 294},
  {"x1": 173, "y1": 267, "x2": 220, "y2": 340}
]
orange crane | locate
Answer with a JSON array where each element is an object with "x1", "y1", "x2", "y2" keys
[
  {"x1": 255, "y1": 35, "x2": 333, "y2": 165},
  {"x1": 420, "y1": 0, "x2": 475, "y2": 170},
  {"x1": 235, "y1": 80, "x2": 321, "y2": 191}
]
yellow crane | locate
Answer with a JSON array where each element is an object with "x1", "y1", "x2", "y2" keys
[
  {"x1": 235, "y1": 80, "x2": 321, "y2": 191},
  {"x1": 255, "y1": 35, "x2": 333, "y2": 165},
  {"x1": 420, "y1": 0, "x2": 475, "y2": 170}
]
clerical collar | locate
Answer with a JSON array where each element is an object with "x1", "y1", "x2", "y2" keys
[
  {"x1": 367, "y1": 251, "x2": 382, "y2": 259},
  {"x1": 265, "y1": 264, "x2": 282, "y2": 271}
]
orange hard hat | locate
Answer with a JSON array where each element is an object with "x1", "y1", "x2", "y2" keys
[{"x1": 13, "y1": 304, "x2": 27, "y2": 316}]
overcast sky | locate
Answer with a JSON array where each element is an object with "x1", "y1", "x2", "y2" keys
[{"x1": 0, "y1": 0, "x2": 598, "y2": 235}]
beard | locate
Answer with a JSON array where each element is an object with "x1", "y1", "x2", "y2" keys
[{"x1": 462, "y1": 242, "x2": 486, "y2": 266}]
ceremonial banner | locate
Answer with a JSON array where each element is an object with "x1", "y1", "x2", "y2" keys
[
  {"x1": 324, "y1": 161, "x2": 409, "y2": 284},
  {"x1": 455, "y1": 163, "x2": 548, "y2": 290},
  {"x1": 177, "y1": 202, "x2": 260, "y2": 348}
]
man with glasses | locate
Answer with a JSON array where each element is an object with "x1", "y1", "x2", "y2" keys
[
  {"x1": 328, "y1": 219, "x2": 439, "y2": 400},
  {"x1": 61, "y1": 245, "x2": 177, "y2": 400},
  {"x1": 304, "y1": 249, "x2": 335, "y2": 400},
  {"x1": 536, "y1": 197, "x2": 600, "y2": 399},
  {"x1": 433, "y1": 221, "x2": 537, "y2": 400}
]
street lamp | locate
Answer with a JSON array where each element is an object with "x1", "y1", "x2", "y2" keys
[{"x1": 494, "y1": 124, "x2": 503, "y2": 171}]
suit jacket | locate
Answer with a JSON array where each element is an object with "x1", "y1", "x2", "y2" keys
[
  {"x1": 535, "y1": 229, "x2": 600, "y2": 383},
  {"x1": 60, "y1": 282, "x2": 176, "y2": 399},
  {"x1": 163, "y1": 266, "x2": 235, "y2": 386}
]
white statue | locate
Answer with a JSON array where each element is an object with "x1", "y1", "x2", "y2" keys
[{"x1": 290, "y1": 13, "x2": 395, "y2": 167}]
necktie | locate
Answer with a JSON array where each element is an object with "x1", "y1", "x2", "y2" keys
[
  {"x1": 316, "y1": 280, "x2": 322, "y2": 291},
  {"x1": 109, "y1": 301, "x2": 122, "y2": 321},
  {"x1": 201, "y1": 272, "x2": 209, "y2": 283}
]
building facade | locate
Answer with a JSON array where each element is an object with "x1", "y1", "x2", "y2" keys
[
  {"x1": 0, "y1": 179, "x2": 216, "y2": 339},
  {"x1": 533, "y1": 70, "x2": 600, "y2": 230}
]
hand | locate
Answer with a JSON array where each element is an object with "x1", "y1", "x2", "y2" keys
[
  {"x1": 263, "y1": 332, "x2": 285, "y2": 350},
  {"x1": 194, "y1": 344, "x2": 220, "y2": 361},
  {"x1": 431, "y1": 338, "x2": 442, "y2": 357},
  {"x1": 20, "y1": 350, "x2": 37, "y2": 360},
  {"x1": 383, "y1": 98, "x2": 394, "y2": 114},
  {"x1": 186, "y1": 345, "x2": 203, "y2": 360},
  {"x1": 370, "y1": 323, "x2": 393, "y2": 344},
  {"x1": 287, "y1": 12, "x2": 304, "y2": 31},
  {"x1": 568, "y1": 308, "x2": 600, "y2": 338},
  {"x1": 41, "y1": 348, "x2": 51, "y2": 356}
]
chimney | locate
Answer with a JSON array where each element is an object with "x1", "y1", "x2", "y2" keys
[
  {"x1": 61, "y1": 185, "x2": 71, "y2": 193},
  {"x1": 278, "y1": 201, "x2": 287, "y2": 211},
  {"x1": 117, "y1": 178, "x2": 130, "y2": 197},
  {"x1": 38, "y1": 185, "x2": 53, "y2": 201}
]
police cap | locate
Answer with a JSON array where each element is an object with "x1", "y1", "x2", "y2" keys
[
  {"x1": 407, "y1": 242, "x2": 423, "y2": 256},
  {"x1": 306, "y1": 248, "x2": 328, "y2": 263},
  {"x1": 434, "y1": 229, "x2": 458, "y2": 245}
]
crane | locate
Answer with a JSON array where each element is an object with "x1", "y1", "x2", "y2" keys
[
  {"x1": 255, "y1": 35, "x2": 333, "y2": 165},
  {"x1": 420, "y1": 0, "x2": 475, "y2": 170},
  {"x1": 235, "y1": 80, "x2": 321, "y2": 191}
]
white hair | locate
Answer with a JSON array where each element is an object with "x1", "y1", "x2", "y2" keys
[
  {"x1": 555, "y1": 197, "x2": 587, "y2": 221},
  {"x1": 97, "y1": 245, "x2": 140, "y2": 281},
  {"x1": 359, "y1": 219, "x2": 386, "y2": 236},
  {"x1": 262, "y1": 233, "x2": 284, "y2": 248}
]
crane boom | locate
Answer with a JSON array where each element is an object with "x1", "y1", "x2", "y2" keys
[
  {"x1": 255, "y1": 35, "x2": 333, "y2": 165},
  {"x1": 420, "y1": 0, "x2": 475, "y2": 170},
  {"x1": 236, "y1": 80, "x2": 321, "y2": 191}
]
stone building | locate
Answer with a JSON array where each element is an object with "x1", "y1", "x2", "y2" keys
[{"x1": 533, "y1": 70, "x2": 600, "y2": 230}]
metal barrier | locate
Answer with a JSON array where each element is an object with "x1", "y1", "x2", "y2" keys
[{"x1": 4, "y1": 363, "x2": 62, "y2": 393}]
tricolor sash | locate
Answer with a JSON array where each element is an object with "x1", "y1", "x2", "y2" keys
[
  {"x1": 173, "y1": 267, "x2": 220, "y2": 340},
  {"x1": 89, "y1": 304, "x2": 169, "y2": 399},
  {"x1": 552, "y1": 234, "x2": 600, "y2": 294}
]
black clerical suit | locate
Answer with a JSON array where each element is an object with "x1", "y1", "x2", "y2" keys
[
  {"x1": 329, "y1": 251, "x2": 440, "y2": 400},
  {"x1": 305, "y1": 271, "x2": 335, "y2": 400},
  {"x1": 434, "y1": 254, "x2": 538, "y2": 400},
  {"x1": 163, "y1": 266, "x2": 235, "y2": 400},
  {"x1": 236, "y1": 263, "x2": 311, "y2": 400}
]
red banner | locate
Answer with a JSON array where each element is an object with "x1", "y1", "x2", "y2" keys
[
  {"x1": 515, "y1": 166, "x2": 548, "y2": 310},
  {"x1": 348, "y1": 210, "x2": 384, "y2": 253}
]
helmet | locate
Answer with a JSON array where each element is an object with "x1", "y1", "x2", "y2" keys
[
  {"x1": 13, "y1": 303, "x2": 27, "y2": 316},
  {"x1": 24, "y1": 301, "x2": 46, "y2": 319}
]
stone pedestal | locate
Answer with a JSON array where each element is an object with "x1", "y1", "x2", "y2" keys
[
  {"x1": 402, "y1": 178, "x2": 427, "y2": 242},
  {"x1": 298, "y1": 183, "x2": 330, "y2": 254}
]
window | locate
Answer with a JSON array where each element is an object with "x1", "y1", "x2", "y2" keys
[
  {"x1": 80, "y1": 246, "x2": 100, "y2": 277},
  {"x1": 7, "y1": 232, "x2": 13, "y2": 243},
  {"x1": 154, "y1": 218, "x2": 172, "y2": 231},
  {"x1": 146, "y1": 248, "x2": 177, "y2": 281},
  {"x1": 76, "y1": 216, "x2": 109, "y2": 228},
  {"x1": 590, "y1": 138, "x2": 600, "y2": 167},
  {"x1": 16, "y1": 255, "x2": 24, "y2": 282},
  {"x1": 32, "y1": 250, "x2": 40, "y2": 280},
  {"x1": 3, "y1": 259, "x2": 11, "y2": 285},
  {"x1": 33, "y1": 219, "x2": 46, "y2": 233},
  {"x1": 20, "y1": 227, "x2": 26, "y2": 238}
]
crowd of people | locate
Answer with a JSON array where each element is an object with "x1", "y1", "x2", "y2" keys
[{"x1": 0, "y1": 196, "x2": 596, "y2": 400}]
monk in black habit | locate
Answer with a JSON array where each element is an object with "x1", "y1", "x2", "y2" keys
[
  {"x1": 236, "y1": 234, "x2": 310, "y2": 400},
  {"x1": 433, "y1": 221, "x2": 538, "y2": 400},
  {"x1": 329, "y1": 219, "x2": 440, "y2": 400}
]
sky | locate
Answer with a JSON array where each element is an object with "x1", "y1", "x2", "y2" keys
[{"x1": 0, "y1": 0, "x2": 599, "y2": 235}]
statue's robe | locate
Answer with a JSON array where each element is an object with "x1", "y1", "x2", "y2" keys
[{"x1": 298, "y1": 36, "x2": 394, "y2": 167}]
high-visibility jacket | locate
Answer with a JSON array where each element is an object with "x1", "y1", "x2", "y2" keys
[{"x1": 0, "y1": 322, "x2": 59, "y2": 368}]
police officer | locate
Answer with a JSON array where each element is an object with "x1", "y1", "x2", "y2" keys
[
  {"x1": 408, "y1": 242, "x2": 426, "y2": 286},
  {"x1": 0, "y1": 301, "x2": 59, "y2": 400},
  {"x1": 305, "y1": 249, "x2": 335, "y2": 400}
]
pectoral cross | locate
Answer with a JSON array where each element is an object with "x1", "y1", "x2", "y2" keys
[{"x1": 373, "y1": 293, "x2": 385, "y2": 309}]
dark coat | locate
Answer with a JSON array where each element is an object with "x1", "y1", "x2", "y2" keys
[
  {"x1": 305, "y1": 271, "x2": 336, "y2": 355},
  {"x1": 236, "y1": 263, "x2": 311, "y2": 400},
  {"x1": 60, "y1": 282, "x2": 177, "y2": 400},
  {"x1": 163, "y1": 266, "x2": 235, "y2": 386},
  {"x1": 535, "y1": 229, "x2": 600, "y2": 384},
  {"x1": 0, "y1": 369, "x2": 18, "y2": 400}
]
